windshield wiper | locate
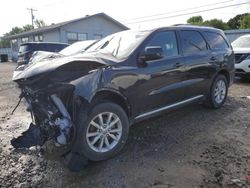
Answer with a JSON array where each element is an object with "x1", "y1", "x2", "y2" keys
[
  {"x1": 114, "y1": 38, "x2": 121, "y2": 57},
  {"x1": 86, "y1": 41, "x2": 111, "y2": 53},
  {"x1": 99, "y1": 49, "x2": 116, "y2": 58}
]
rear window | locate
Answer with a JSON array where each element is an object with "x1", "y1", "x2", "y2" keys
[
  {"x1": 19, "y1": 45, "x2": 30, "y2": 53},
  {"x1": 204, "y1": 32, "x2": 229, "y2": 50},
  {"x1": 49, "y1": 44, "x2": 68, "y2": 52},
  {"x1": 180, "y1": 30, "x2": 208, "y2": 55},
  {"x1": 19, "y1": 43, "x2": 68, "y2": 53},
  {"x1": 19, "y1": 44, "x2": 40, "y2": 53}
]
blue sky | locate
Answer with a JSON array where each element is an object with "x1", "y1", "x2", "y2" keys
[{"x1": 0, "y1": 0, "x2": 249, "y2": 35}]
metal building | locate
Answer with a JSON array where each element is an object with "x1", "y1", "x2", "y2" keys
[{"x1": 6, "y1": 13, "x2": 129, "y2": 59}]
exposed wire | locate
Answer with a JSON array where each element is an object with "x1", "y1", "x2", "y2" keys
[
  {"x1": 125, "y1": 1, "x2": 250, "y2": 24},
  {"x1": 122, "y1": 0, "x2": 234, "y2": 22}
]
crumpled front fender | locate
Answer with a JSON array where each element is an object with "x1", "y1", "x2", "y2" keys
[{"x1": 70, "y1": 69, "x2": 103, "y2": 103}]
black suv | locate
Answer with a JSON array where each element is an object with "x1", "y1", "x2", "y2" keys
[
  {"x1": 13, "y1": 26, "x2": 234, "y2": 163},
  {"x1": 17, "y1": 42, "x2": 69, "y2": 66}
]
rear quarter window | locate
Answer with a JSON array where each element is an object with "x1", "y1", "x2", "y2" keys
[
  {"x1": 204, "y1": 31, "x2": 229, "y2": 50},
  {"x1": 180, "y1": 30, "x2": 208, "y2": 55},
  {"x1": 19, "y1": 45, "x2": 29, "y2": 53}
]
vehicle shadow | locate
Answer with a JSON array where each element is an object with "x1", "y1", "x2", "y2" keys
[
  {"x1": 6, "y1": 93, "x2": 248, "y2": 187},
  {"x1": 234, "y1": 77, "x2": 250, "y2": 85},
  {"x1": 50, "y1": 96, "x2": 244, "y2": 187}
]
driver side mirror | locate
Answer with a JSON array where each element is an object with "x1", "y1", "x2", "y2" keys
[{"x1": 140, "y1": 46, "x2": 164, "y2": 62}]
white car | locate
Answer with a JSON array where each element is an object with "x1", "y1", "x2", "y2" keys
[{"x1": 232, "y1": 35, "x2": 250, "y2": 78}]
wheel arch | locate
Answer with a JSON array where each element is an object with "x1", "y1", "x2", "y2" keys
[
  {"x1": 206, "y1": 68, "x2": 231, "y2": 97},
  {"x1": 90, "y1": 89, "x2": 131, "y2": 118},
  {"x1": 217, "y1": 69, "x2": 230, "y2": 85}
]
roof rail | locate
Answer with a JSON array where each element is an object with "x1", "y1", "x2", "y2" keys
[{"x1": 171, "y1": 24, "x2": 192, "y2": 26}]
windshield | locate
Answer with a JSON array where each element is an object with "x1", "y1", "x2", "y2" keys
[
  {"x1": 232, "y1": 35, "x2": 250, "y2": 48},
  {"x1": 60, "y1": 40, "x2": 96, "y2": 56},
  {"x1": 86, "y1": 30, "x2": 150, "y2": 59}
]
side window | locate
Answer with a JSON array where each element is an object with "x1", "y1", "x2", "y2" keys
[
  {"x1": 146, "y1": 31, "x2": 179, "y2": 57},
  {"x1": 180, "y1": 30, "x2": 208, "y2": 55},
  {"x1": 204, "y1": 31, "x2": 229, "y2": 50}
]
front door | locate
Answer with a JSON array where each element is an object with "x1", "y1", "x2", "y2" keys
[{"x1": 136, "y1": 30, "x2": 188, "y2": 115}]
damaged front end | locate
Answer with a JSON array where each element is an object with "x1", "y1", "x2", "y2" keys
[
  {"x1": 11, "y1": 53, "x2": 112, "y2": 170},
  {"x1": 12, "y1": 82, "x2": 76, "y2": 148},
  {"x1": 11, "y1": 55, "x2": 108, "y2": 150}
]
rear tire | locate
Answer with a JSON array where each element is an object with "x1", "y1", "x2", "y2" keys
[
  {"x1": 76, "y1": 102, "x2": 129, "y2": 161},
  {"x1": 204, "y1": 74, "x2": 228, "y2": 109}
]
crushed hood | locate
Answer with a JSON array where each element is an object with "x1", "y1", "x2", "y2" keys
[
  {"x1": 29, "y1": 51, "x2": 62, "y2": 63},
  {"x1": 12, "y1": 52, "x2": 115, "y2": 81}
]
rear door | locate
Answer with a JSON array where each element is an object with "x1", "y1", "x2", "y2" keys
[
  {"x1": 203, "y1": 31, "x2": 234, "y2": 75},
  {"x1": 178, "y1": 29, "x2": 212, "y2": 98}
]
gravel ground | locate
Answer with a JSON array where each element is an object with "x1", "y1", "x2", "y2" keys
[{"x1": 0, "y1": 62, "x2": 249, "y2": 188}]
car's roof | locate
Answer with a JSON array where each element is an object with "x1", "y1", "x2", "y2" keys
[{"x1": 149, "y1": 24, "x2": 223, "y2": 33}]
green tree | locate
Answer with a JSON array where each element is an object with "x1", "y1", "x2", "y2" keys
[
  {"x1": 187, "y1": 16, "x2": 203, "y2": 24},
  {"x1": 0, "y1": 37, "x2": 10, "y2": 48},
  {"x1": 227, "y1": 13, "x2": 250, "y2": 29},
  {"x1": 240, "y1": 14, "x2": 250, "y2": 29},
  {"x1": 203, "y1": 19, "x2": 229, "y2": 30},
  {"x1": 34, "y1": 19, "x2": 47, "y2": 28},
  {"x1": 8, "y1": 26, "x2": 23, "y2": 35},
  {"x1": 0, "y1": 22, "x2": 39, "y2": 48},
  {"x1": 22, "y1": 24, "x2": 34, "y2": 32},
  {"x1": 0, "y1": 27, "x2": 24, "y2": 48}
]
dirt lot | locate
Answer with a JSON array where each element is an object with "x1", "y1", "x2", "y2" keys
[{"x1": 0, "y1": 62, "x2": 249, "y2": 188}]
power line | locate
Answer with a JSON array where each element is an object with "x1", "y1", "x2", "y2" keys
[
  {"x1": 125, "y1": 1, "x2": 250, "y2": 24},
  {"x1": 27, "y1": 8, "x2": 37, "y2": 28},
  {"x1": 123, "y1": 0, "x2": 234, "y2": 22},
  {"x1": 40, "y1": 0, "x2": 66, "y2": 8}
]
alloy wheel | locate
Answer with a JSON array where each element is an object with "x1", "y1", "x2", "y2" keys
[
  {"x1": 214, "y1": 79, "x2": 226, "y2": 104},
  {"x1": 86, "y1": 112, "x2": 122, "y2": 153}
]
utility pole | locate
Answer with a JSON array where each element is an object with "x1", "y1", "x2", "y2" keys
[{"x1": 27, "y1": 8, "x2": 37, "y2": 28}]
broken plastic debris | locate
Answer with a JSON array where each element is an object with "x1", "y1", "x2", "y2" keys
[
  {"x1": 231, "y1": 179, "x2": 241, "y2": 183},
  {"x1": 55, "y1": 118, "x2": 71, "y2": 145},
  {"x1": 11, "y1": 123, "x2": 45, "y2": 149}
]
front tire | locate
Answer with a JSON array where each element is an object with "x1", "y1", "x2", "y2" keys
[
  {"x1": 77, "y1": 102, "x2": 129, "y2": 161},
  {"x1": 205, "y1": 74, "x2": 228, "y2": 109}
]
